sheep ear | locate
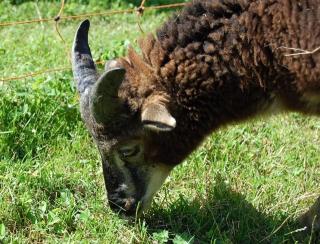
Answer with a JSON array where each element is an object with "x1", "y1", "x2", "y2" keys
[
  {"x1": 142, "y1": 104, "x2": 176, "y2": 132},
  {"x1": 90, "y1": 67, "x2": 126, "y2": 124}
]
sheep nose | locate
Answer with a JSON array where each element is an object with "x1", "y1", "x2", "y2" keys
[{"x1": 108, "y1": 195, "x2": 138, "y2": 216}]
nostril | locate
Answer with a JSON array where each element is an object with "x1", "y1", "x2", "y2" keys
[
  {"x1": 108, "y1": 200, "x2": 125, "y2": 213},
  {"x1": 123, "y1": 197, "x2": 136, "y2": 211},
  {"x1": 108, "y1": 195, "x2": 138, "y2": 216}
]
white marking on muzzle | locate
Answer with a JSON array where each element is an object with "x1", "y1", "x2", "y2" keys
[{"x1": 141, "y1": 164, "x2": 172, "y2": 210}]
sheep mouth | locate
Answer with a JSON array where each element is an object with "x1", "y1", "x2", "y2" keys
[{"x1": 109, "y1": 198, "x2": 147, "y2": 218}]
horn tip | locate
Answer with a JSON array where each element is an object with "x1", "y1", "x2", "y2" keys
[
  {"x1": 78, "y1": 19, "x2": 90, "y2": 32},
  {"x1": 73, "y1": 19, "x2": 91, "y2": 53}
]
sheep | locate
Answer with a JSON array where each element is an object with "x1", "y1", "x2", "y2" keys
[{"x1": 72, "y1": 0, "x2": 320, "y2": 231}]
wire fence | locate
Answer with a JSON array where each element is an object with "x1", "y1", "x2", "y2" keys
[{"x1": 0, "y1": 1, "x2": 186, "y2": 82}]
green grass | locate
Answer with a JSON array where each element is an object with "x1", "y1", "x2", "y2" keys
[{"x1": 0, "y1": 0, "x2": 319, "y2": 243}]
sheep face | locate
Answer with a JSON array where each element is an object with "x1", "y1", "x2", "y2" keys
[
  {"x1": 89, "y1": 108, "x2": 174, "y2": 216},
  {"x1": 99, "y1": 137, "x2": 173, "y2": 216},
  {"x1": 72, "y1": 20, "x2": 176, "y2": 216}
]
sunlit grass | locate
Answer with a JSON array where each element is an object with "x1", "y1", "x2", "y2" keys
[{"x1": 0, "y1": 0, "x2": 319, "y2": 243}]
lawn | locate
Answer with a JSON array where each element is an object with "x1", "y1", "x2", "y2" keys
[{"x1": 0, "y1": 0, "x2": 319, "y2": 243}]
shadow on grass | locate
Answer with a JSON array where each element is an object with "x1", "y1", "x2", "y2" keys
[{"x1": 145, "y1": 180, "x2": 314, "y2": 243}]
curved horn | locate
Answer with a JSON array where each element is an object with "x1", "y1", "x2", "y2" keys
[
  {"x1": 90, "y1": 67, "x2": 126, "y2": 124},
  {"x1": 72, "y1": 20, "x2": 126, "y2": 125},
  {"x1": 72, "y1": 19, "x2": 98, "y2": 94}
]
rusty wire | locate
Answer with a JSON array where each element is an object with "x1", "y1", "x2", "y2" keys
[
  {"x1": 0, "y1": 2, "x2": 186, "y2": 82},
  {"x1": 0, "y1": 61, "x2": 105, "y2": 82},
  {"x1": 54, "y1": 0, "x2": 72, "y2": 64},
  {"x1": 137, "y1": 0, "x2": 148, "y2": 33},
  {"x1": 54, "y1": 0, "x2": 66, "y2": 43},
  {"x1": 0, "y1": 3, "x2": 186, "y2": 27}
]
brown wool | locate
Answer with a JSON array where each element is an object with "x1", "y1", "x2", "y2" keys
[{"x1": 113, "y1": 0, "x2": 320, "y2": 165}]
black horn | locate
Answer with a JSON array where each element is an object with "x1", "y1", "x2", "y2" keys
[
  {"x1": 72, "y1": 20, "x2": 126, "y2": 125},
  {"x1": 90, "y1": 67, "x2": 126, "y2": 124},
  {"x1": 72, "y1": 19, "x2": 98, "y2": 95}
]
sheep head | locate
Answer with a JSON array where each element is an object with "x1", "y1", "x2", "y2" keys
[{"x1": 72, "y1": 20, "x2": 179, "y2": 216}]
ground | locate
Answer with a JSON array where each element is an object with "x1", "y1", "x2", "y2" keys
[{"x1": 0, "y1": 0, "x2": 319, "y2": 243}]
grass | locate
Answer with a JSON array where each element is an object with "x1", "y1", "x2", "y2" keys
[{"x1": 0, "y1": 0, "x2": 319, "y2": 243}]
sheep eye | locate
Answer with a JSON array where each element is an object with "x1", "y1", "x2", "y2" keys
[{"x1": 118, "y1": 145, "x2": 140, "y2": 158}]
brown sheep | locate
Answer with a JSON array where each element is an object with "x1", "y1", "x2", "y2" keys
[{"x1": 72, "y1": 0, "x2": 320, "y2": 232}]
